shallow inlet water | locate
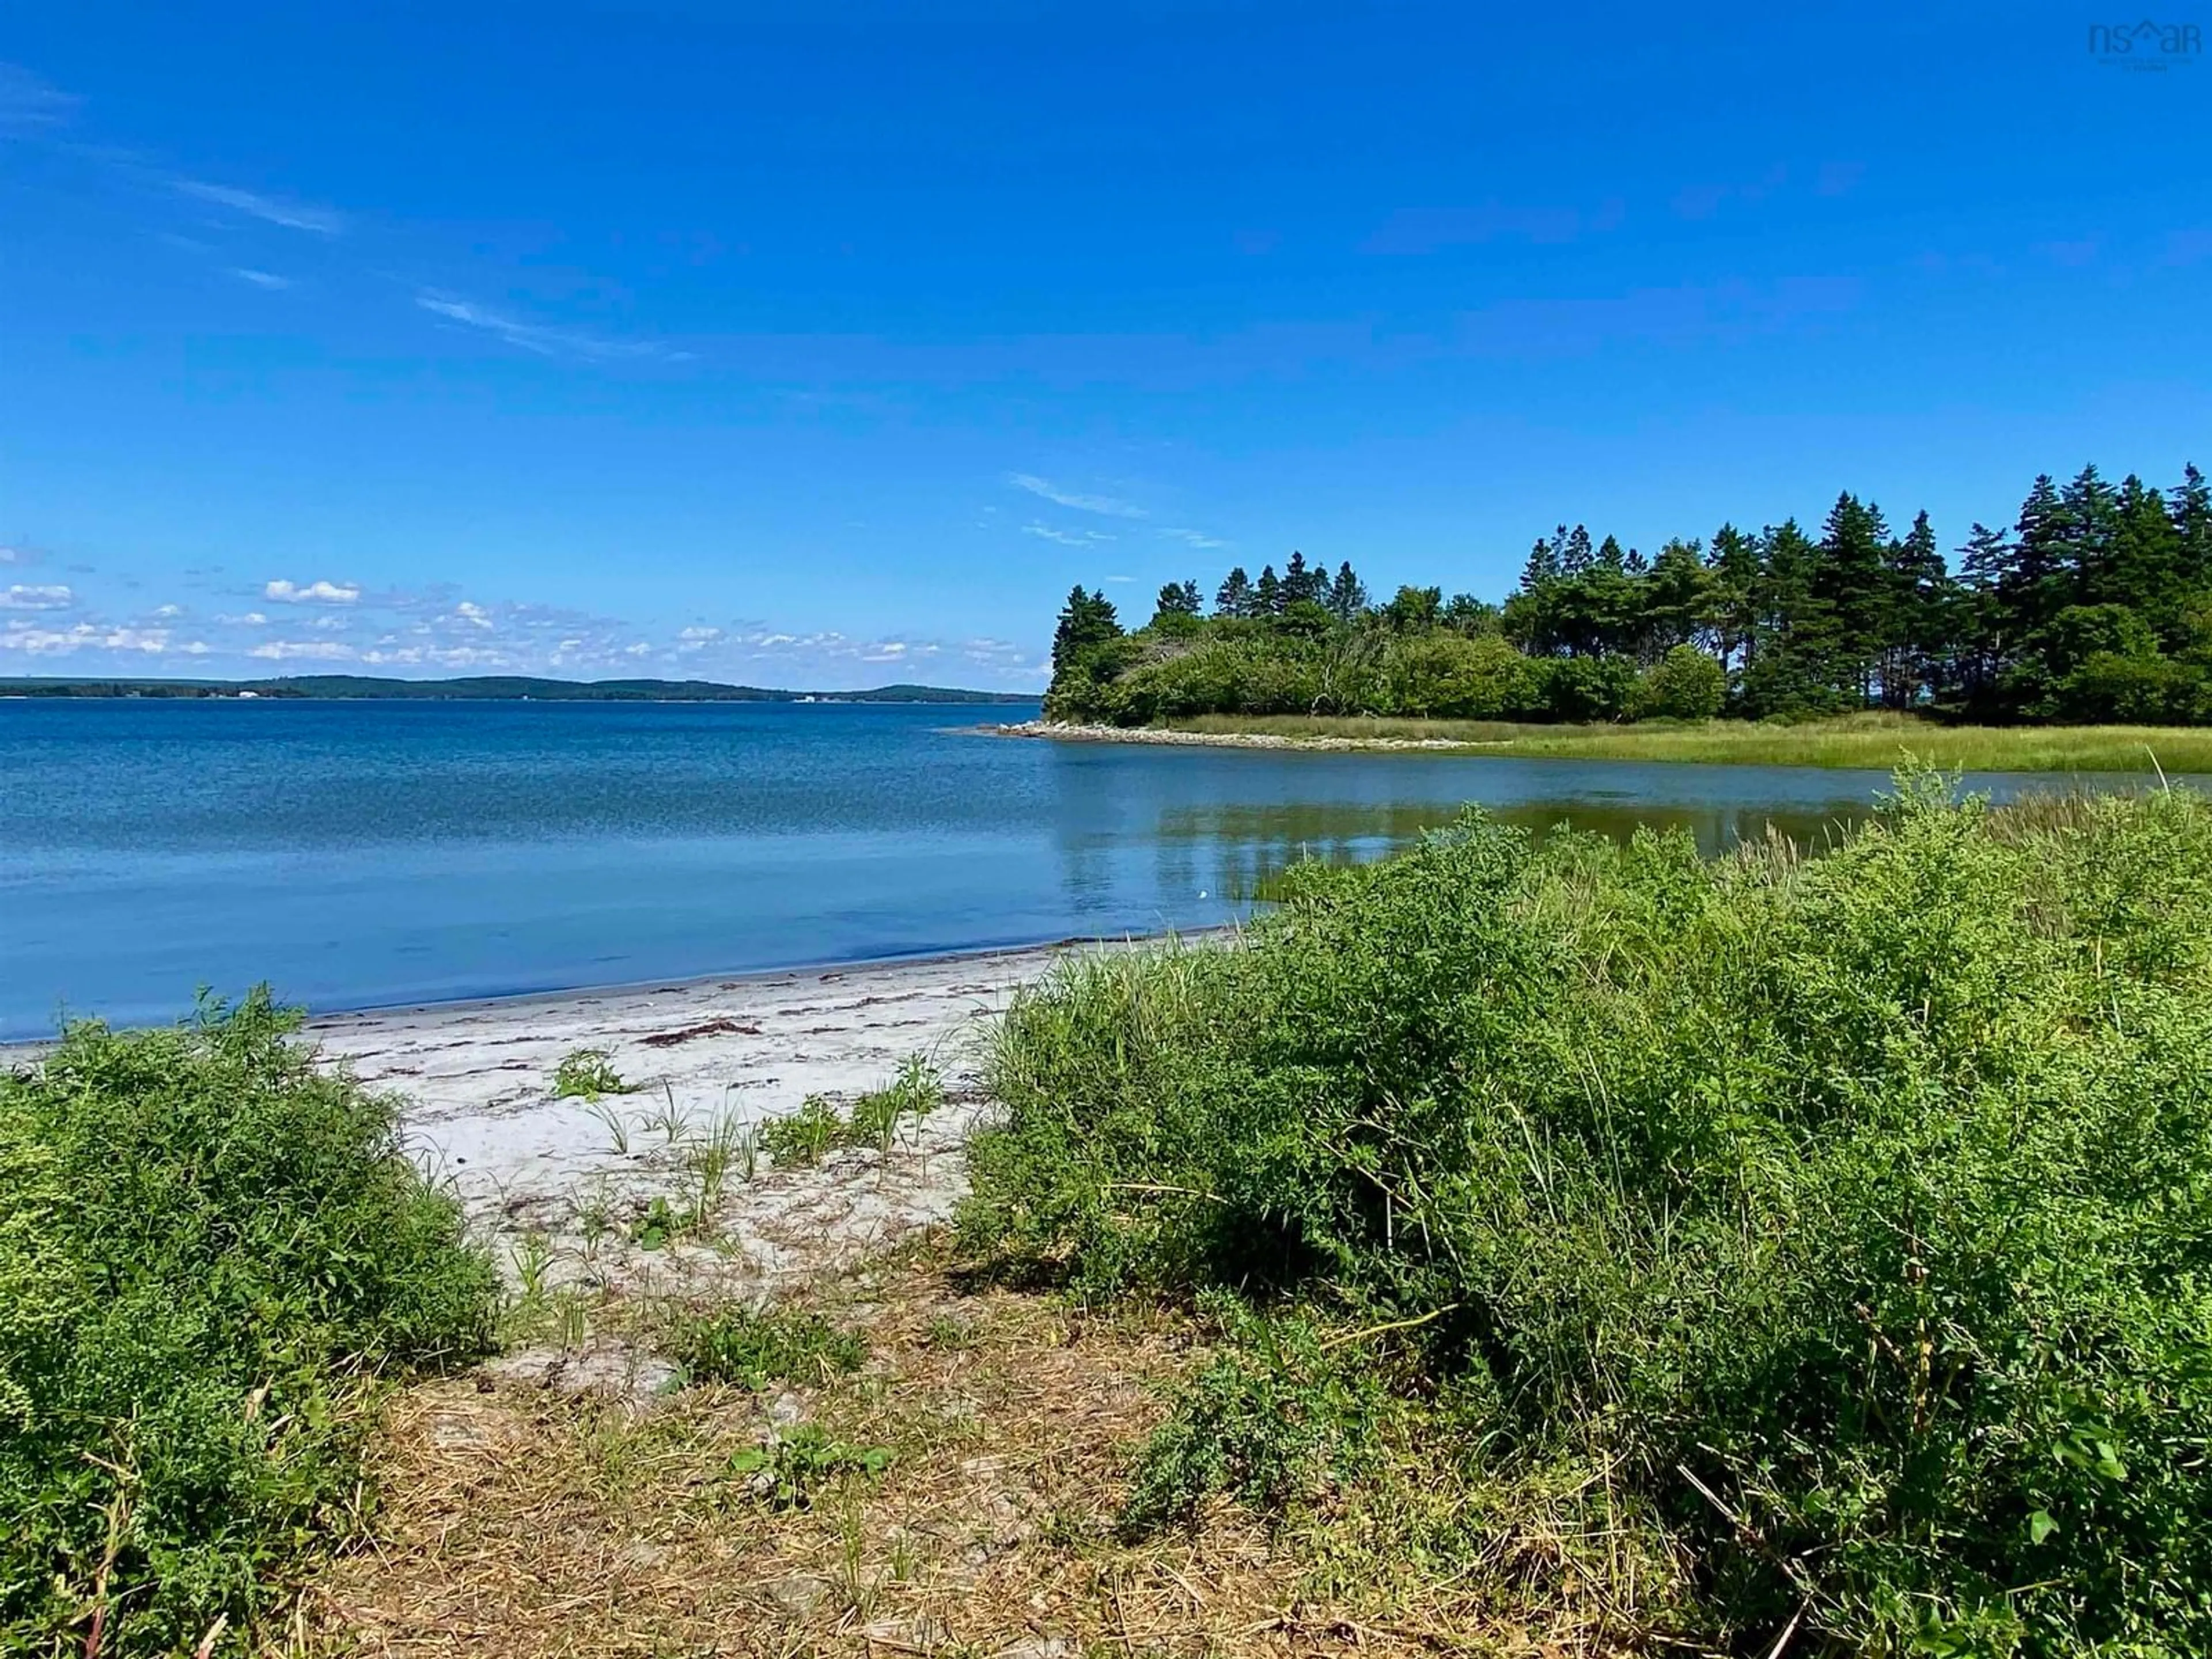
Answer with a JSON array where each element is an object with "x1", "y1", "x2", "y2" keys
[{"x1": 0, "y1": 698, "x2": 2173, "y2": 1039}]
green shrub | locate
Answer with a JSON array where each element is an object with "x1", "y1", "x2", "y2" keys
[
  {"x1": 0, "y1": 990, "x2": 496, "y2": 1654},
  {"x1": 964, "y1": 777, "x2": 2212, "y2": 1654},
  {"x1": 1634, "y1": 642, "x2": 1728, "y2": 721}
]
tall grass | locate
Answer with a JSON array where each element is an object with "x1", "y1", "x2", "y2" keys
[
  {"x1": 0, "y1": 991, "x2": 497, "y2": 1654},
  {"x1": 961, "y1": 775, "x2": 2212, "y2": 1654},
  {"x1": 1146, "y1": 709, "x2": 2212, "y2": 774}
]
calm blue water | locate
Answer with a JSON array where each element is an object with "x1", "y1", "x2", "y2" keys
[{"x1": 0, "y1": 699, "x2": 2161, "y2": 1039}]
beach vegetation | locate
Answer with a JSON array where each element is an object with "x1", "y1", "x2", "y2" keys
[
  {"x1": 0, "y1": 991, "x2": 496, "y2": 1654},
  {"x1": 961, "y1": 774, "x2": 2212, "y2": 1653},
  {"x1": 551, "y1": 1046, "x2": 632, "y2": 1102}
]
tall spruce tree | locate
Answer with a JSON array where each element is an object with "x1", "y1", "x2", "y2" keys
[
  {"x1": 1327, "y1": 560, "x2": 1369, "y2": 620},
  {"x1": 1215, "y1": 566, "x2": 1254, "y2": 618}
]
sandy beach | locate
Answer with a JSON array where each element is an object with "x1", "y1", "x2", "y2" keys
[{"x1": 6, "y1": 940, "x2": 1139, "y2": 1301}]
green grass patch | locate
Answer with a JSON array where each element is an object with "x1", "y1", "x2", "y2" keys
[
  {"x1": 1148, "y1": 708, "x2": 2212, "y2": 773},
  {"x1": 962, "y1": 774, "x2": 2212, "y2": 1654},
  {"x1": 0, "y1": 990, "x2": 497, "y2": 1654}
]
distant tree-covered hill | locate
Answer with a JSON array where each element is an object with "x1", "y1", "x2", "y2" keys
[
  {"x1": 0, "y1": 675, "x2": 1039, "y2": 704},
  {"x1": 1046, "y1": 462, "x2": 2212, "y2": 728}
]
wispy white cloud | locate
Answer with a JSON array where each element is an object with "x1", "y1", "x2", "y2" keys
[
  {"x1": 1007, "y1": 474, "x2": 1147, "y2": 519},
  {"x1": 415, "y1": 292, "x2": 694, "y2": 364},
  {"x1": 1022, "y1": 522, "x2": 1118, "y2": 547},
  {"x1": 0, "y1": 62, "x2": 77, "y2": 130},
  {"x1": 1159, "y1": 527, "x2": 1229, "y2": 551},
  {"x1": 1, "y1": 584, "x2": 73, "y2": 611},
  {"x1": 172, "y1": 177, "x2": 345, "y2": 235},
  {"x1": 264, "y1": 578, "x2": 361, "y2": 604},
  {"x1": 229, "y1": 267, "x2": 291, "y2": 290}
]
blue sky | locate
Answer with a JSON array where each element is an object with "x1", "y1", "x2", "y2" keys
[{"x1": 2, "y1": 3, "x2": 2206, "y2": 689}]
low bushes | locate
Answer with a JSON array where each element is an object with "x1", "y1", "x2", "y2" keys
[
  {"x1": 0, "y1": 991, "x2": 496, "y2": 1654},
  {"x1": 960, "y1": 777, "x2": 2212, "y2": 1654}
]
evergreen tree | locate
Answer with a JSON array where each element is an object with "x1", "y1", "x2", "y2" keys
[
  {"x1": 1814, "y1": 493, "x2": 1892, "y2": 706},
  {"x1": 1518, "y1": 535, "x2": 1562, "y2": 593},
  {"x1": 1254, "y1": 564, "x2": 1283, "y2": 615},
  {"x1": 1327, "y1": 560, "x2": 1369, "y2": 620},
  {"x1": 1152, "y1": 580, "x2": 1202, "y2": 623},
  {"x1": 1706, "y1": 524, "x2": 1760, "y2": 682},
  {"x1": 1282, "y1": 551, "x2": 1324, "y2": 606},
  {"x1": 1560, "y1": 525, "x2": 1594, "y2": 577},
  {"x1": 1048, "y1": 586, "x2": 1123, "y2": 681},
  {"x1": 1215, "y1": 566, "x2": 1254, "y2": 618}
]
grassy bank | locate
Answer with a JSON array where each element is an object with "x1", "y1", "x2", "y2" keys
[
  {"x1": 961, "y1": 777, "x2": 2212, "y2": 1654},
  {"x1": 1142, "y1": 709, "x2": 2212, "y2": 772},
  {"x1": 0, "y1": 992, "x2": 496, "y2": 1654}
]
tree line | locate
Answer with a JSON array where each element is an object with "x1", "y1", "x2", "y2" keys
[{"x1": 1046, "y1": 461, "x2": 2212, "y2": 726}]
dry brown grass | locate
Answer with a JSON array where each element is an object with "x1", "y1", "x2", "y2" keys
[{"x1": 303, "y1": 1247, "x2": 1601, "y2": 1659}]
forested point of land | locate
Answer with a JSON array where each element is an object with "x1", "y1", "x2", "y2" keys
[{"x1": 1044, "y1": 462, "x2": 2212, "y2": 728}]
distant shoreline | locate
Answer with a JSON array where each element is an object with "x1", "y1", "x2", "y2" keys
[{"x1": 0, "y1": 673, "x2": 1040, "y2": 706}]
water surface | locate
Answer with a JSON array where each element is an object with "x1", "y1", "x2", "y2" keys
[{"x1": 0, "y1": 699, "x2": 2160, "y2": 1038}]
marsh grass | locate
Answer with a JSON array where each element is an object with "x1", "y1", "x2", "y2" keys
[
  {"x1": 0, "y1": 991, "x2": 497, "y2": 1654},
  {"x1": 963, "y1": 773, "x2": 2212, "y2": 1654},
  {"x1": 665, "y1": 1304, "x2": 868, "y2": 1390},
  {"x1": 1149, "y1": 708, "x2": 2212, "y2": 772}
]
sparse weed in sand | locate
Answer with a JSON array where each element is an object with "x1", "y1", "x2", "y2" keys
[
  {"x1": 721, "y1": 1427, "x2": 895, "y2": 1513},
  {"x1": 552, "y1": 1046, "x2": 634, "y2": 1103},
  {"x1": 762, "y1": 1056, "x2": 948, "y2": 1167},
  {"x1": 582, "y1": 1097, "x2": 634, "y2": 1155},
  {"x1": 665, "y1": 1303, "x2": 868, "y2": 1389},
  {"x1": 760, "y1": 1093, "x2": 844, "y2": 1166}
]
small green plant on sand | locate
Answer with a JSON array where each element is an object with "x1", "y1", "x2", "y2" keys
[
  {"x1": 759, "y1": 1094, "x2": 843, "y2": 1166},
  {"x1": 665, "y1": 1304, "x2": 867, "y2": 1389},
  {"x1": 722, "y1": 1426, "x2": 893, "y2": 1512},
  {"x1": 844, "y1": 1053, "x2": 945, "y2": 1151},
  {"x1": 552, "y1": 1047, "x2": 632, "y2": 1102}
]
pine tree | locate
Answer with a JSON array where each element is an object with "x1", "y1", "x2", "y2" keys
[
  {"x1": 1282, "y1": 551, "x2": 1323, "y2": 606},
  {"x1": 1048, "y1": 586, "x2": 1123, "y2": 680}
]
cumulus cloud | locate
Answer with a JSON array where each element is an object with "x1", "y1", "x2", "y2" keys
[
  {"x1": 264, "y1": 578, "x2": 361, "y2": 604},
  {"x1": 1, "y1": 622, "x2": 190, "y2": 656},
  {"x1": 1, "y1": 584, "x2": 73, "y2": 610},
  {"x1": 1007, "y1": 474, "x2": 1147, "y2": 519},
  {"x1": 452, "y1": 600, "x2": 494, "y2": 630}
]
